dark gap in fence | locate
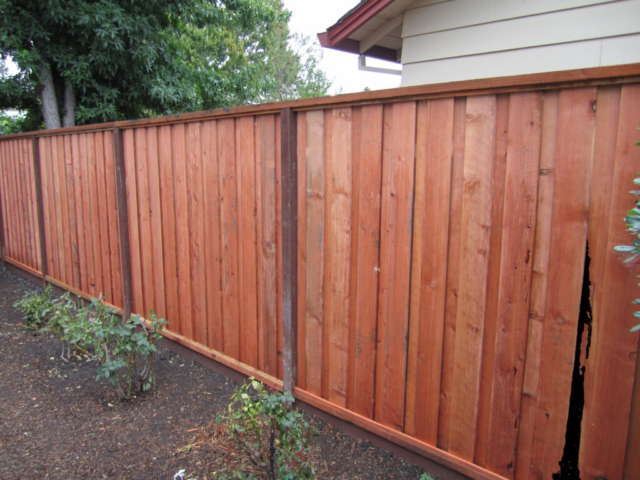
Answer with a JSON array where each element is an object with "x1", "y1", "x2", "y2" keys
[{"x1": 554, "y1": 242, "x2": 592, "y2": 480}]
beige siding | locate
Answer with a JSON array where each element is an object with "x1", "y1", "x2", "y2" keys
[{"x1": 400, "y1": 0, "x2": 640, "y2": 86}]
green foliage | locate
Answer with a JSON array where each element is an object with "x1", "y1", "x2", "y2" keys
[
  {"x1": 420, "y1": 474, "x2": 436, "y2": 480},
  {"x1": 13, "y1": 285, "x2": 56, "y2": 330},
  {"x1": 0, "y1": 0, "x2": 332, "y2": 131},
  {"x1": 75, "y1": 298, "x2": 168, "y2": 400},
  {"x1": 12, "y1": 287, "x2": 167, "y2": 399},
  {"x1": 614, "y1": 128, "x2": 640, "y2": 333},
  {"x1": 218, "y1": 379, "x2": 316, "y2": 480}
]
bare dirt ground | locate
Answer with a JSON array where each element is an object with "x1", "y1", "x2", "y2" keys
[{"x1": 0, "y1": 267, "x2": 432, "y2": 480}]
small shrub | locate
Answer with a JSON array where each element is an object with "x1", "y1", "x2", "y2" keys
[
  {"x1": 13, "y1": 285, "x2": 56, "y2": 331},
  {"x1": 218, "y1": 379, "x2": 316, "y2": 480},
  {"x1": 41, "y1": 292, "x2": 82, "y2": 361},
  {"x1": 79, "y1": 298, "x2": 167, "y2": 400}
]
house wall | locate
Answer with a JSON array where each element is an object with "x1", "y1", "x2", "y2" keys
[{"x1": 401, "y1": 0, "x2": 640, "y2": 86}]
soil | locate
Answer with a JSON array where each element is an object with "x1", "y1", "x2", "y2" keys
[{"x1": 0, "y1": 267, "x2": 432, "y2": 480}]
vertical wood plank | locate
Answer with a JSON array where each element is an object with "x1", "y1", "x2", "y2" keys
[
  {"x1": 28, "y1": 140, "x2": 42, "y2": 272},
  {"x1": 32, "y1": 137, "x2": 48, "y2": 285},
  {"x1": 0, "y1": 143, "x2": 7, "y2": 267},
  {"x1": 281, "y1": 108, "x2": 298, "y2": 393},
  {"x1": 449, "y1": 95, "x2": 497, "y2": 460},
  {"x1": 56, "y1": 136, "x2": 73, "y2": 286},
  {"x1": 473, "y1": 94, "x2": 510, "y2": 467},
  {"x1": 304, "y1": 110, "x2": 325, "y2": 395},
  {"x1": 50, "y1": 136, "x2": 66, "y2": 281},
  {"x1": 405, "y1": 98, "x2": 455, "y2": 441},
  {"x1": 12, "y1": 140, "x2": 26, "y2": 265},
  {"x1": 520, "y1": 88, "x2": 596, "y2": 479},
  {"x1": 173, "y1": 123, "x2": 193, "y2": 339},
  {"x1": 276, "y1": 115, "x2": 284, "y2": 380},
  {"x1": 95, "y1": 132, "x2": 113, "y2": 298},
  {"x1": 581, "y1": 84, "x2": 640, "y2": 480},
  {"x1": 134, "y1": 128, "x2": 154, "y2": 313},
  {"x1": 123, "y1": 129, "x2": 143, "y2": 314},
  {"x1": 144, "y1": 127, "x2": 166, "y2": 318},
  {"x1": 187, "y1": 122, "x2": 207, "y2": 345},
  {"x1": 219, "y1": 118, "x2": 240, "y2": 359},
  {"x1": 237, "y1": 116, "x2": 259, "y2": 368},
  {"x1": 326, "y1": 107, "x2": 352, "y2": 405},
  {"x1": 158, "y1": 125, "x2": 180, "y2": 333},
  {"x1": 113, "y1": 128, "x2": 134, "y2": 320},
  {"x1": 88, "y1": 134, "x2": 105, "y2": 295},
  {"x1": 375, "y1": 101, "x2": 417, "y2": 431},
  {"x1": 103, "y1": 131, "x2": 123, "y2": 308},
  {"x1": 438, "y1": 97, "x2": 467, "y2": 450},
  {"x1": 256, "y1": 114, "x2": 279, "y2": 374},
  {"x1": 71, "y1": 134, "x2": 89, "y2": 295},
  {"x1": 62, "y1": 136, "x2": 80, "y2": 288},
  {"x1": 486, "y1": 92, "x2": 542, "y2": 478},
  {"x1": 202, "y1": 120, "x2": 223, "y2": 351},
  {"x1": 22, "y1": 139, "x2": 37, "y2": 270},
  {"x1": 348, "y1": 104, "x2": 384, "y2": 419},
  {"x1": 516, "y1": 91, "x2": 560, "y2": 480},
  {"x1": 295, "y1": 112, "x2": 307, "y2": 388},
  {"x1": 42, "y1": 137, "x2": 57, "y2": 281}
]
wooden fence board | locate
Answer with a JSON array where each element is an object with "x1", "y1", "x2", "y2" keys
[
  {"x1": 158, "y1": 125, "x2": 180, "y2": 335},
  {"x1": 375, "y1": 101, "x2": 417, "y2": 431},
  {"x1": 521, "y1": 87, "x2": 596, "y2": 480},
  {"x1": 406, "y1": 98, "x2": 455, "y2": 443},
  {"x1": 95, "y1": 132, "x2": 114, "y2": 299},
  {"x1": 219, "y1": 118, "x2": 240, "y2": 360},
  {"x1": 123, "y1": 130, "x2": 143, "y2": 313},
  {"x1": 62, "y1": 136, "x2": 79, "y2": 288},
  {"x1": 71, "y1": 134, "x2": 88, "y2": 294},
  {"x1": 486, "y1": 92, "x2": 542, "y2": 478},
  {"x1": 146, "y1": 128, "x2": 166, "y2": 319},
  {"x1": 103, "y1": 131, "x2": 123, "y2": 308},
  {"x1": 326, "y1": 107, "x2": 352, "y2": 407},
  {"x1": 41, "y1": 137, "x2": 56, "y2": 281},
  {"x1": 473, "y1": 94, "x2": 510, "y2": 467},
  {"x1": 134, "y1": 128, "x2": 154, "y2": 314},
  {"x1": 580, "y1": 84, "x2": 640, "y2": 480},
  {"x1": 303, "y1": 109, "x2": 325, "y2": 395},
  {"x1": 348, "y1": 104, "x2": 384, "y2": 419},
  {"x1": 449, "y1": 95, "x2": 497, "y2": 460},
  {"x1": 295, "y1": 112, "x2": 307, "y2": 388},
  {"x1": 438, "y1": 97, "x2": 468, "y2": 451},
  {"x1": 202, "y1": 120, "x2": 224, "y2": 351},
  {"x1": 187, "y1": 122, "x2": 207, "y2": 346}
]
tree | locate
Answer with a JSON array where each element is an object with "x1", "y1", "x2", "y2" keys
[{"x1": 0, "y1": 0, "x2": 332, "y2": 131}]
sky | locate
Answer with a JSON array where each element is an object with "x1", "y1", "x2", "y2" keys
[{"x1": 281, "y1": 0, "x2": 402, "y2": 94}]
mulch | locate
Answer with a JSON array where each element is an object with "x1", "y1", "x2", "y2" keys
[{"x1": 0, "y1": 266, "x2": 432, "y2": 480}]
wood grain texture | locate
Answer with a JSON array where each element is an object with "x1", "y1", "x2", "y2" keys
[
  {"x1": 146, "y1": 128, "x2": 166, "y2": 319},
  {"x1": 202, "y1": 120, "x2": 224, "y2": 351},
  {"x1": 405, "y1": 98, "x2": 455, "y2": 443},
  {"x1": 348, "y1": 104, "x2": 384, "y2": 419},
  {"x1": 516, "y1": 90, "x2": 559, "y2": 480},
  {"x1": 486, "y1": 92, "x2": 542, "y2": 478},
  {"x1": 326, "y1": 107, "x2": 352, "y2": 406},
  {"x1": 61, "y1": 136, "x2": 79, "y2": 288},
  {"x1": 70, "y1": 134, "x2": 88, "y2": 294},
  {"x1": 186, "y1": 122, "x2": 207, "y2": 345},
  {"x1": 295, "y1": 112, "x2": 307, "y2": 388},
  {"x1": 581, "y1": 84, "x2": 640, "y2": 480},
  {"x1": 123, "y1": 129, "x2": 143, "y2": 314},
  {"x1": 473, "y1": 94, "x2": 510, "y2": 467},
  {"x1": 134, "y1": 128, "x2": 154, "y2": 313},
  {"x1": 172, "y1": 123, "x2": 193, "y2": 339},
  {"x1": 157, "y1": 125, "x2": 180, "y2": 334},
  {"x1": 237, "y1": 116, "x2": 259, "y2": 368},
  {"x1": 520, "y1": 88, "x2": 596, "y2": 480},
  {"x1": 375, "y1": 101, "x2": 417, "y2": 431},
  {"x1": 449, "y1": 95, "x2": 497, "y2": 460},
  {"x1": 218, "y1": 118, "x2": 240, "y2": 360},
  {"x1": 95, "y1": 132, "x2": 113, "y2": 299},
  {"x1": 304, "y1": 109, "x2": 325, "y2": 395},
  {"x1": 103, "y1": 131, "x2": 123, "y2": 308},
  {"x1": 438, "y1": 97, "x2": 468, "y2": 451}
]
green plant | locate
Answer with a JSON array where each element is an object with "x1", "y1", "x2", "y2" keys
[
  {"x1": 41, "y1": 292, "x2": 82, "y2": 361},
  {"x1": 13, "y1": 285, "x2": 56, "y2": 331},
  {"x1": 420, "y1": 474, "x2": 436, "y2": 480},
  {"x1": 614, "y1": 131, "x2": 640, "y2": 333},
  {"x1": 78, "y1": 297, "x2": 167, "y2": 400},
  {"x1": 218, "y1": 379, "x2": 316, "y2": 480}
]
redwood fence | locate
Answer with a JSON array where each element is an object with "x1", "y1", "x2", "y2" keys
[{"x1": 1, "y1": 65, "x2": 640, "y2": 480}]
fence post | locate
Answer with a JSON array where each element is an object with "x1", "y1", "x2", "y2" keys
[
  {"x1": 32, "y1": 136, "x2": 48, "y2": 287},
  {"x1": 280, "y1": 108, "x2": 298, "y2": 394},
  {"x1": 112, "y1": 127, "x2": 134, "y2": 321}
]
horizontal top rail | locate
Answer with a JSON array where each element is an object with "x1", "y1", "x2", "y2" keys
[{"x1": 1, "y1": 63, "x2": 639, "y2": 141}]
